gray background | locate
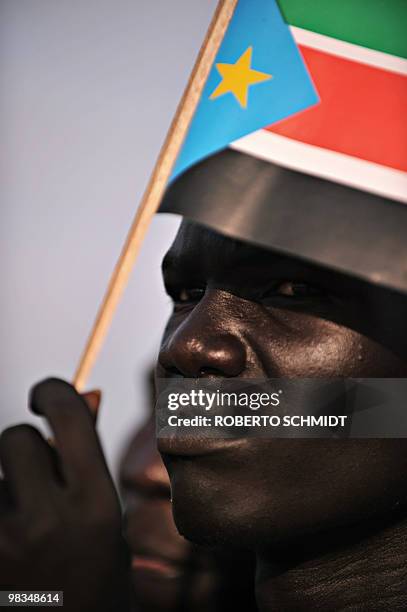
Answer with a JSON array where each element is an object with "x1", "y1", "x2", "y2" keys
[{"x1": 1, "y1": 0, "x2": 217, "y2": 471}]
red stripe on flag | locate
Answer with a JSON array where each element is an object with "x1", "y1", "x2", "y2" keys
[{"x1": 267, "y1": 46, "x2": 407, "y2": 173}]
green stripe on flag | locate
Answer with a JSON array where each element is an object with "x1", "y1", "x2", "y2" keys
[{"x1": 278, "y1": 0, "x2": 407, "y2": 60}]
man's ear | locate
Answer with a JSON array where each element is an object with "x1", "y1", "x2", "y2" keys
[{"x1": 81, "y1": 390, "x2": 102, "y2": 424}]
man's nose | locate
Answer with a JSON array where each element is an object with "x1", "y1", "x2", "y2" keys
[{"x1": 159, "y1": 290, "x2": 247, "y2": 377}]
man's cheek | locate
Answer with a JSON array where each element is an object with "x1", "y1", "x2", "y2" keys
[{"x1": 259, "y1": 321, "x2": 359, "y2": 377}]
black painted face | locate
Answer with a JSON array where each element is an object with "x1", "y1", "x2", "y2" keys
[{"x1": 157, "y1": 220, "x2": 407, "y2": 550}]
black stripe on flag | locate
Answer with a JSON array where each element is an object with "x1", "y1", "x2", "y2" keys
[{"x1": 160, "y1": 149, "x2": 407, "y2": 294}]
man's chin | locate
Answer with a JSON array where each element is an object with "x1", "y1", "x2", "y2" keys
[
  {"x1": 167, "y1": 465, "x2": 251, "y2": 547},
  {"x1": 168, "y1": 471, "x2": 285, "y2": 550},
  {"x1": 166, "y1": 460, "x2": 290, "y2": 549},
  {"x1": 170, "y1": 491, "x2": 309, "y2": 552},
  {"x1": 171, "y1": 492, "x2": 246, "y2": 548},
  {"x1": 168, "y1": 469, "x2": 372, "y2": 553}
]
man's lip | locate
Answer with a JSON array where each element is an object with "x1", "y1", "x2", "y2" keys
[
  {"x1": 131, "y1": 554, "x2": 181, "y2": 579},
  {"x1": 120, "y1": 474, "x2": 170, "y2": 498},
  {"x1": 157, "y1": 437, "x2": 246, "y2": 457}
]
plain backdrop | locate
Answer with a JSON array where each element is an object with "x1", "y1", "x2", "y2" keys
[{"x1": 1, "y1": 0, "x2": 218, "y2": 472}]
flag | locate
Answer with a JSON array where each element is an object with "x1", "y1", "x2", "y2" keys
[
  {"x1": 161, "y1": 0, "x2": 407, "y2": 293},
  {"x1": 172, "y1": 0, "x2": 319, "y2": 180},
  {"x1": 171, "y1": 0, "x2": 407, "y2": 204},
  {"x1": 173, "y1": 0, "x2": 407, "y2": 202},
  {"x1": 233, "y1": 0, "x2": 407, "y2": 203}
]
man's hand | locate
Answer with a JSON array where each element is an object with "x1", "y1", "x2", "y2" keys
[{"x1": 0, "y1": 378, "x2": 131, "y2": 612}]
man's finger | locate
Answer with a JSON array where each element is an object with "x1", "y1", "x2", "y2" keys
[
  {"x1": 29, "y1": 378, "x2": 110, "y2": 489},
  {"x1": 0, "y1": 425, "x2": 59, "y2": 512}
]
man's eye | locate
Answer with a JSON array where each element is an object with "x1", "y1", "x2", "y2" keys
[
  {"x1": 176, "y1": 288, "x2": 206, "y2": 304},
  {"x1": 272, "y1": 281, "x2": 324, "y2": 299}
]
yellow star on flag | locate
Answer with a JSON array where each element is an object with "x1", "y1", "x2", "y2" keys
[{"x1": 210, "y1": 47, "x2": 272, "y2": 109}]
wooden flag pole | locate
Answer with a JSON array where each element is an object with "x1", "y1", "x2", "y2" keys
[{"x1": 73, "y1": 0, "x2": 238, "y2": 391}]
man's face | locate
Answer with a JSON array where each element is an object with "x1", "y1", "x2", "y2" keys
[{"x1": 156, "y1": 220, "x2": 407, "y2": 550}]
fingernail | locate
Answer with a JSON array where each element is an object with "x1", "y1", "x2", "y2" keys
[{"x1": 81, "y1": 389, "x2": 102, "y2": 418}]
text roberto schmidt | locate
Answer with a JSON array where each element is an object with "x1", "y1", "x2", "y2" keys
[{"x1": 167, "y1": 415, "x2": 349, "y2": 428}]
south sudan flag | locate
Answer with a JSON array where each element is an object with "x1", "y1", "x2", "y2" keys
[
  {"x1": 161, "y1": 0, "x2": 407, "y2": 294},
  {"x1": 241, "y1": 0, "x2": 407, "y2": 203}
]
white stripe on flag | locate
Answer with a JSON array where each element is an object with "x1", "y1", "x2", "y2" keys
[
  {"x1": 290, "y1": 26, "x2": 407, "y2": 76},
  {"x1": 231, "y1": 130, "x2": 407, "y2": 204}
]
